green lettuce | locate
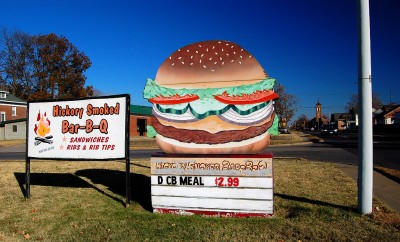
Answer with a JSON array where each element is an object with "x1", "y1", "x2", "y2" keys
[
  {"x1": 146, "y1": 125, "x2": 157, "y2": 138},
  {"x1": 268, "y1": 114, "x2": 280, "y2": 136},
  {"x1": 143, "y1": 78, "x2": 276, "y2": 99}
]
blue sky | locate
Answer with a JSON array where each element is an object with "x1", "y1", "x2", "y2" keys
[{"x1": 1, "y1": 0, "x2": 399, "y2": 122}]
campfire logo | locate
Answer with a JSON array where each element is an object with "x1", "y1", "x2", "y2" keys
[{"x1": 34, "y1": 111, "x2": 53, "y2": 146}]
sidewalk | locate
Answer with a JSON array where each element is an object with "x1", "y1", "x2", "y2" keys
[{"x1": 336, "y1": 163, "x2": 400, "y2": 213}]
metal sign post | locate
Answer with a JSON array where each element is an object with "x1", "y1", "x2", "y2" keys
[{"x1": 357, "y1": 0, "x2": 373, "y2": 215}]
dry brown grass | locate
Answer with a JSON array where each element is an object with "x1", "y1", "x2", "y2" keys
[
  {"x1": 0, "y1": 158, "x2": 399, "y2": 241},
  {"x1": 374, "y1": 165, "x2": 400, "y2": 183}
]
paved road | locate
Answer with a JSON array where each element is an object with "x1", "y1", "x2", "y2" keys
[
  {"x1": 0, "y1": 140, "x2": 393, "y2": 168},
  {"x1": 321, "y1": 133, "x2": 400, "y2": 170}
]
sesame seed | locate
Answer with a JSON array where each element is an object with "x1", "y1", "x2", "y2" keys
[
  {"x1": 182, "y1": 61, "x2": 185, "y2": 64},
  {"x1": 178, "y1": 57, "x2": 182, "y2": 59},
  {"x1": 218, "y1": 41, "x2": 221, "y2": 44},
  {"x1": 226, "y1": 43, "x2": 229, "y2": 46},
  {"x1": 203, "y1": 65, "x2": 207, "y2": 68},
  {"x1": 212, "y1": 46, "x2": 215, "y2": 49},
  {"x1": 211, "y1": 69, "x2": 215, "y2": 72},
  {"x1": 172, "y1": 63, "x2": 175, "y2": 66},
  {"x1": 222, "y1": 48, "x2": 224, "y2": 52},
  {"x1": 220, "y1": 57, "x2": 222, "y2": 60},
  {"x1": 233, "y1": 51, "x2": 236, "y2": 54},
  {"x1": 200, "y1": 60, "x2": 202, "y2": 63},
  {"x1": 215, "y1": 52, "x2": 218, "y2": 55},
  {"x1": 209, "y1": 57, "x2": 212, "y2": 60},
  {"x1": 249, "y1": 55, "x2": 252, "y2": 58},
  {"x1": 169, "y1": 56, "x2": 172, "y2": 59},
  {"x1": 199, "y1": 45, "x2": 202, "y2": 47},
  {"x1": 196, "y1": 51, "x2": 199, "y2": 53},
  {"x1": 201, "y1": 54, "x2": 204, "y2": 57},
  {"x1": 240, "y1": 55, "x2": 243, "y2": 58},
  {"x1": 222, "y1": 62, "x2": 224, "y2": 65},
  {"x1": 214, "y1": 62, "x2": 217, "y2": 64},
  {"x1": 191, "y1": 55, "x2": 193, "y2": 59},
  {"x1": 241, "y1": 49, "x2": 243, "y2": 51},
  {"x1": 239, "y1": 61, "x2": 242, "y2": 64},
  {"x1": 190, "y1": 63, "x2": 193, "y2": 65},
  {"x1": 231, "y1": 60, "x2": 234, "y2": 62},
  {"x1": 178, "y1": 49, "x2": 181, "y2": 51},
  {"x1": 187, "y1": 49, "x2": 190, "y2": 52},
  {"x1": 231, "y1": 46, "x2": 234, "y2": 48},
  {"x1": 206, "y1": 48, "x2": 208, "y2": 52}
]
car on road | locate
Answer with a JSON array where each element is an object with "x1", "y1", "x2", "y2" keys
[
  {"x1": 320, "y1": 124, "x2": 338, "y2": 136},
  {"x1": 279, "y1": 128, "x2": 289, "y2": 134}
]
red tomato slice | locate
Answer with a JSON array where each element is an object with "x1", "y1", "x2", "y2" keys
[
  {"x1": 148, "y1": 94, "x2": 199, "y2": 104},
  {"x1": 214, "y1": 90, "x2": 279, "y2": 105}
]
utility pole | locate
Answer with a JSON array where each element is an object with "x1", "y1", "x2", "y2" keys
[{"x1": 357, "y1": 0, "x2": 373, "y2": 215}]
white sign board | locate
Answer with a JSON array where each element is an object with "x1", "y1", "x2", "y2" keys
[
  {"x1": 151, "y1": 154, "x2": 274, "y2": 217},
  {"x1": 27, "y1": 95, "x2": 129, "y2": 160}
]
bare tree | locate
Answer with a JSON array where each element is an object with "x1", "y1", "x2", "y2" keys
[
  {"x1": 274, "y1": 81, "x2": 298, "y2": 124},
  {"x1": 0, "y1": 28, "x2": 35, "y2": 100},
  {"x1": 294, "y1": 114, "x2": 309, "y2": 130},
  {"x1": 0, "y1": 29, "x2": 93, "y2": 101},
  {"x1": 346, "y1": 93, "x2": 383, "y2": 114}
]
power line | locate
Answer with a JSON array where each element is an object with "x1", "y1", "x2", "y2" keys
[{"x1": 298, "y1": 105, "x2": 347, "y2": 109}]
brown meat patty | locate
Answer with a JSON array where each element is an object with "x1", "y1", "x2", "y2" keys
[{"x1": 151, "y1": 113, "x2": 275, "y2": 145}]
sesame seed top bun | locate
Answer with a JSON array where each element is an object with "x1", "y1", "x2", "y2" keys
[{"x1": 155, "y1": 40, "x2": 268, "y2": 89}]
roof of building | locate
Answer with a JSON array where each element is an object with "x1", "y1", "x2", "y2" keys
[
  {"x1": 374, "y1": 104, "x2": 400, "y2": 118},
  {"x1": 0, "y1": 118, "x2": 27, "y2": 127},
  {"x1": 309, "y1": 117, "x2": 329, "y2": 125},
  {"x1": 130, "y1": 105, "x2": 152, "y2": 116},
  {"x1": 316, "y1": 98, "x2": 321, "y2": 106},
  {"x1": 0, "y1": 90, "x2": 27, "y2": 105},
  {"x1": 331, "y1": 113, "x2": 352, "y2": 121}
]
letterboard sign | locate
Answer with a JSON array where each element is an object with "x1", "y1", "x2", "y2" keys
[{"x1": 151, "y1": 153, "x2": 274, "y2": 217}]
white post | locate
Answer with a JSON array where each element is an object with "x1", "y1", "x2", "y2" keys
[{"x1": 357, "y1": 0, "x2": 373, "y2": 215}]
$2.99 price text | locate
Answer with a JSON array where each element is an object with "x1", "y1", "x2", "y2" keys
[{"x1": 215, "y1": 177, "x2": 239, "y2": 187}]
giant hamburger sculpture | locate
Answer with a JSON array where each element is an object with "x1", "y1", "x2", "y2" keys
[{"x1": 144, "y1": 40, "x2": 279, "y2": 154}]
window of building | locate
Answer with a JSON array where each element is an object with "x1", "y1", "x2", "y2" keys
[
  {"x1": 0, "y1": 112, "x2": 5, "y2": 122},
  {"x1": 12, "y1": 106, "x2": 17, "y2": 116},
  {"x1": 0, "y1": 92, "x2": 6, "y2": 98},
  {"x1": 13, "y1": 125, "x2": 17, "y2": 132}
]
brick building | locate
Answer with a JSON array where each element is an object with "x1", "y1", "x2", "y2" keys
[
  {"x1": 0, "y1": 90, "x2": 27, "y2": 122},
  {"x1": 0, "y1": 90, "x2": 27, "y2": 140},
  {"x1": 130, "y1": 105, "x2": 153, "y2": 137}
]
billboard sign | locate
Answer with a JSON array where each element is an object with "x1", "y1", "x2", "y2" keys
[{"x1": 27, "y1": 95, "x2": 129, "y2": 160}]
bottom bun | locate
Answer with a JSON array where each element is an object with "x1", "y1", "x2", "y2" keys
[{"x1": 156, "y1": 132, "x2": 271, "y2": 154}]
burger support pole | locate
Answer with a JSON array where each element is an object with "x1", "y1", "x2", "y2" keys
[
  {"x1": 125, "y1": 97, "x2": 131, "y2": 206},
  {"x1": 25, "y1": 107, "x2": 31, "y2": 199},
  {"x1": 357, "y1": 0, "x2": 373, "y2": 215}
]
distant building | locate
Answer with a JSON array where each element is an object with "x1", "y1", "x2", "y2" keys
[
  {"x1": 130, "y1": 105, "x2": 153, "y2": 137},
  {"x1": 0, "y1": 90, "x2": 27, "y2": 140},
  {"x1": 0, "y1": 90, "x2": 27, "y2": 122},
  {"x1": 373, "y1": 104, "x2": 400, "y2": 125},
  {"x1": 309, "y1": 98, "x2": 328, "y2": 129},
  {"x1": 330, "y1": 113, "x2": 353, "y2": 130}
]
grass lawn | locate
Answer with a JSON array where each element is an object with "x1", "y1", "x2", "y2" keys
[{"x1": 0, "y1": 158, "x2": 399, "y2": 241}]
